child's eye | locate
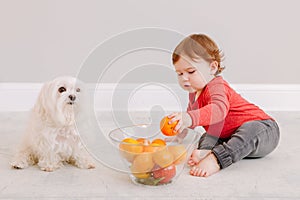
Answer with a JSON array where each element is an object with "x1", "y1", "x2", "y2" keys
[
  {"x1": 177, "y1": 73, "x2": 183, "y2": 76},
  {"x1": 188, "y1": 70, "x2": 196, "y2": 74}
]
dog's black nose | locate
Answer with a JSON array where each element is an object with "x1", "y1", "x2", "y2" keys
[{"x1": 69, "y1": 95, "x2": 76, "y2": 101}]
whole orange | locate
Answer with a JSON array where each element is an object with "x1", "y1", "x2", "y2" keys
[
  {"x1": 151, "y1": 138, "x2": 166, "y2": 146},
  {"x1": 119, "y1": 138, "x2": 143, "y2": 162},
  {"x1": 160, "y1": 116, "x2": 178, "y2": 136},
  {"x1": 119, "y1": 138, "x2": 144, "y2": 153},
  {"x1": 144, "y1": 139, "x2": 166, "y2": 153},
  {"x1": 136, "y1": 138, "x2": 151, "y2": 146},
  {"x1": 143, "y1": 143, "x2": 163, "y2": 153}
]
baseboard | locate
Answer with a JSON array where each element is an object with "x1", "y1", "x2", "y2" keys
[{"x1": 1, "y1": 83, "x2": 300, "y2": 112}]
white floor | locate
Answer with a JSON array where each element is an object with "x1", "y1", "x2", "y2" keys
[{"x1": 1, "y1": 111, "x2": 300, "y2": 200}]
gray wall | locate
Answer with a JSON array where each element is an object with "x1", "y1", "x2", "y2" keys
[{"x1": 1, "y1": 0, "x2": 300, "y2": 84}]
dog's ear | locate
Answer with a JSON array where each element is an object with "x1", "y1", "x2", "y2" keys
[{"x1": 33, "y1": 81, "x2": 52, "y2": 119}]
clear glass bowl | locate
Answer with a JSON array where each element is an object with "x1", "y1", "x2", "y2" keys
[{"x1": 108, "y1": 124, "x2": 202, "y2": 186}]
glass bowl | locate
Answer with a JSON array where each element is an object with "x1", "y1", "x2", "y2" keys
[{"x1": 108, "y1": 124, "x2": 202, "y2": 186}]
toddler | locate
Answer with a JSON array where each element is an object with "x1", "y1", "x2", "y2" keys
[{"x1": 168, "y1": 34, "x2": 280, "y2": 177}]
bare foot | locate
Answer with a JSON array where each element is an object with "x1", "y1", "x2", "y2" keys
[
  {"x1": 189, "y1": 152, "x2": 220, "y2": 177},
  {"x1": 188, "y1": 149, "x2": 211, "y2": 166}
]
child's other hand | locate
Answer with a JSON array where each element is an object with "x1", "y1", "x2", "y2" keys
[{"x1": 167, "y1": 112, "x2": 192, "y2": 134}]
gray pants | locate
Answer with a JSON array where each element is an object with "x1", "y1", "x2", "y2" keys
[{"x1": 198, "y1": 119, "x2": 280, "y2": 169}]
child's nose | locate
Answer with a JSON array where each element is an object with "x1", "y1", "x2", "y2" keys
[{"x1": 182, "y1": 74, "x2": 189, "y2": 80}]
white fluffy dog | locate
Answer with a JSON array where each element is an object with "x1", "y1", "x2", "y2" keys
[{"x1": 11, "y1": 76, "x2": 95, "y2": 172}]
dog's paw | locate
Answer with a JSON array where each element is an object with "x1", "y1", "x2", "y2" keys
[
  {"x1": 39, "y1": 163, "x2": 62, "y2": 172},
  {"x1": 79, "y1": 162, "x2": 96, "y2": 169},
  {"x1": 40, "y1": 167, "x2": 55, "y2": 172},
  {"x1": 87, "y1": 163, "x2": 96, "y2": 169},
  {"x1": 11, "y1": 164, "x2": 25, "y2": 169},
  {"x1": 75, "y1": 160, "x2": 96, "y2": 169},
  {"x1": 10, "y1": 160, "x2": 28, "y2": 170}
]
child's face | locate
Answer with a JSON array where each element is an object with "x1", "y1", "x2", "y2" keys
[{"x1": 174, "y1": 56, "x2": 214, "y2": 93}]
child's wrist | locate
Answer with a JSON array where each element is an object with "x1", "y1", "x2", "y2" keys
[{"x1": 182, "y1": 112, "x2": 192, "y2": 128}]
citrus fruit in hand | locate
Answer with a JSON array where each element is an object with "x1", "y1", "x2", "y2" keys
[{"x1": 160, "y1": 116, "x2": 178, "y2": 136}]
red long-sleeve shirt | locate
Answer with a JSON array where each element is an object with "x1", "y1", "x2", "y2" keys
[{"x1": 187, "y1": 76, "x2": 272, "y2": 138}]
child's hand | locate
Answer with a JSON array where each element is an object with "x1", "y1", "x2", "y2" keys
[{"x1": 167, "y1": 112, "x2": 192, "y2": 134}]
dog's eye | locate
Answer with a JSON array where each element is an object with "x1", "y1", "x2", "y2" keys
[
  {"x1": 58, "y1": 87, "x2": 66, "y2": 93},
  {"x1": 76, "y1": 88, "x2": 81, "y2": 92}
]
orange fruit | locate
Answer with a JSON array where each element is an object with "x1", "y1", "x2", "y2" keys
[
  {"x1": 119, "y1": 138, "x2": 143, "y2": 153},
  {"x1": 137, "y1": 138, "x2": 162, "y2": 152},
  {"x1": 168, "y1": 145, "x2": 187, "y2": 165},
  {"x1": 153, "y1": 148, "x2": 174, "y2": 168},
  {"x1": 131, "y1": 153, "x2": 155, "y2": 173},
  {"x1": 119, "y1": 138, "x2": 143, "y2": 162},
  {"x1": 132, "y1": 172, "x2": 151, "y2": 179},
  {"x1": 136, "y1": 138, "x2": 151, "y2": 146},
  {"x1": 151, "y1": 138, "x2": 166, "y2": 146},
  {"x1": 160, "y1": 116, "x2": 178, "y2": 136},
  {"x1": 143, "y1": 138, "x2": 166, "y2": 152},
  {"x1": 143, "y1": 143, "x2": 164, "y2": 153}
]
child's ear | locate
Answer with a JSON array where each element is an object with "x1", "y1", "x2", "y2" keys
[{"x1": 210, "y1": 61, "x2": 218, "y2": 75}]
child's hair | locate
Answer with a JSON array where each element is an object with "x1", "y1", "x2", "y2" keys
[{"x1": 172, "y1": 34, "x2": 225, "y2": 75}]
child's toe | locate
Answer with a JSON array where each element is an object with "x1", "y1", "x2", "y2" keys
[
  {"x1": 190, "y1": 167, "x2": 196, "y2": 175},
  {"x1": 190, "y1": 166, "x2": 199, "y2": 176},
  {"x1": 195, "y1": 168, "x2": 202, "y2": 176},
  {"x1": 188, "y1": 160, "x2": 195, "y2": 166}
]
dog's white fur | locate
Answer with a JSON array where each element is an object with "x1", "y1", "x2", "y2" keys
[{"x1": 11, "y1": 76, "x2": 95, "y2": 172}]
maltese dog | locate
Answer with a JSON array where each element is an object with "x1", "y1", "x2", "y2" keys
[{"x1": 11, "y1": 76, "x2": 95, "y2": 172}]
